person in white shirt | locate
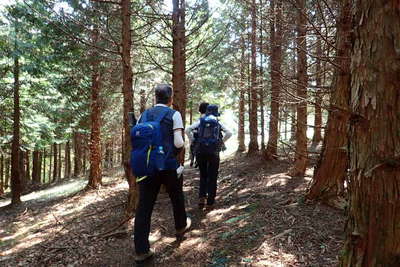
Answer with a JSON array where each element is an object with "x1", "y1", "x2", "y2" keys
[
  {"x1": 186, "y1": 104, "x2": 232, "y2": 210},
  {"x1": 133, "y1": 84, "x2": 191, "y2": 264}
]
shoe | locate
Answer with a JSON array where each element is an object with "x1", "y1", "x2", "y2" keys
[
  {"x1": 198, "y1": 197, "x2": 206, "y2": 210},
  {"x1": 135, "y1": 249, "x2": 154, "y2": 264},
  {"x1": 175, "y1": 217, "x2": 192, "y2": 239}
]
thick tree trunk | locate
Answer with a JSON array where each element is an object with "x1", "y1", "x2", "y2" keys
[
  {"x1": 247, "y1": 0, "x2": 259, "y2": 155},
  {"x1": 52, "y1": 143, "x2": 57, "y2": 182},
  {"x1": 238, "y1": 36, "x2": 246, "y2": 152},
  {"x1": 341, "y1": 2, "x2": 400, "y2": 265},
  {"x1": 307, "y1": 0, "x2": 351, "y2": 207},
  {"x1": 265, "y1": 0, "x2": 282, "y2": 159},
  {"x1": 121, "y1": 0, "x2": 137, "y2": 215},
  {"x1": 88, "y1": 41, "x2": 103, "y2": 189},
  {"x1": 172, "y1": 0, "x2": 187, "y2": 165},
  {"x1": 11, "y1": 41, "x2": 22, "y2": 205},
  {"x1": 32, "y1": 149, "x2": 41, "y2": 184},
  {"x1": 289, "y1": 0, "x2": 308, "y2": 176}
]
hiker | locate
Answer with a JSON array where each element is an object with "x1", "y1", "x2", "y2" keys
[
  {"x1": 186, "y1": 102, "x2": 209, "y2": 168},
  {"x1": 131, "y1": 84, "x2": 191, "y2": 264},
  {"x1": 186, "y1": 104, "x2": 232, "y2": 210}
]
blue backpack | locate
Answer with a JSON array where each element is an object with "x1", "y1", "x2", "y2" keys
[
  {"x1": 197, "y1": 115, "x2": 222, "y2": 155},
  {"x1": 130, "y1": 109, "x2": 169, "y2": 182}
]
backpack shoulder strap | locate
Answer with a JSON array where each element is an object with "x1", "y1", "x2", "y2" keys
[{"x1": 154, "y1": 107, "x2": 170, "y2": 123}]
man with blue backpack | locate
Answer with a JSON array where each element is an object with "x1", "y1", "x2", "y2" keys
[
  {"x1": 186, "y1": 104, "x2": 232, "y2": 210},
  {"x1": 130, "y1": 84, "x2": 191, "y2": 264},
  {"x1": 187, "y1": 102, "x2": 209, "y2": 168}
]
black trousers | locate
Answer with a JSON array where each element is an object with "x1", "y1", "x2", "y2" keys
[
  {"x1": 197, "y1": 153, "x2": 220, "y2": 205},
  {"x1": 134, "y1": 170, "x2": 187, "y2": 254}
]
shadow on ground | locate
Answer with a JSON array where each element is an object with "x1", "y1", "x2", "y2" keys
[{"x1": 0, "y1": 155, "x2": 345, "y2": 266}]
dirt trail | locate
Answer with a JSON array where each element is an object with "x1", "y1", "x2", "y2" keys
[{"x1": 0, "y1": 155, "x2": 344, "y2": 266}]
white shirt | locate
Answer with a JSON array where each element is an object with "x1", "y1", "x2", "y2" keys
[
  {"x1": 138, "y1": 104, "x2": 184, "y2": 148},
  {"x1": 185, "y1": 114, "x2": 232, "y2": 143}
]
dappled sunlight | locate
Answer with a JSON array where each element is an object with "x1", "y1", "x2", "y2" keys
[
  {"x1": 265, "y1": 173, "x2": 290, "y2": 187},
  {"x1": 0, "y1": 180, "x2": 87, "y2": 208}
]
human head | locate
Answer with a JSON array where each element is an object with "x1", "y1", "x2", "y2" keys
[
  {"x1": 206, "y1": 104, "x2": 220, "y2": 116},
  {"x1": 199, "y1": 102, "x2": 209, "y2": 114},
  {"x1": 154, "y1": 84, "x2": 173, "y2": 106}
]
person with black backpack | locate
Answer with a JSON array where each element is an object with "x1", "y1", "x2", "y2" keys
[
  {"x1": 186, "y1": 102, "x2": 209, "y2": 168},
  {"x1": 186, "y1": 104, "x2": 232, "y2": 210},
  {"x1": 130, "y1": 84, "x2": 191, "y2": 264}
]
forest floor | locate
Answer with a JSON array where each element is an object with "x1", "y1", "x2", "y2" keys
[{"x1": 0, "y1": 153, "x2": 345, "y2": 266}]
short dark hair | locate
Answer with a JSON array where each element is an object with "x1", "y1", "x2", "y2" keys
[
  {"x1": 199, "y1": 102, "x2": 209, "y2": 114},
  {"x1": 155, "y1": 84, "x2": 173, "y2": 104}
]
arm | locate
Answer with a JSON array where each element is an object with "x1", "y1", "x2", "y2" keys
[
  {"x1": 185, "y1": 121, "x2": 200, "y2": 143},
  {"x1": 174, "y1": 129, "x2": 184, "y2": 148},
  {"x1": 220, "y1": 122, "x2": 232, "y2": 142},
  {"x1": 172, "y1": 111, "x2": 185, "y2": 148}
]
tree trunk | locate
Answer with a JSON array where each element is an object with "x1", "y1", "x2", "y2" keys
[
  {"x1": 58, "y1": 143, "x2": 62, "y2": 179},
  {"x1": 83, "y1": 145, "x2": 87, "y2": 175},
  {"x1": 65, "y1": 141, "x2": 71, "y2": 178},
  {"x1": 340, "y1": 2, "x2": 400, "y2": 265},
  {"x1": 74, "y1": 132, "x2": 83, "y2": 177},
  {"x1": 307, "y1": 0, "x2": 351, "y2": 207},
  {"x1": 140, "y1": 89, "x2": 146, "y2": 113},
  {"x1": 52, "y1": 143, "x2": 57, "y2": 182},
  {"x1": 311, "y1": 36, "x2": 323, "y2": 147},
  {"x1": 0, "y1": 153, "x2": 4, "y2": 195},
  {"x1": 121, "y1": 0, "x2": 137, "y2": 216},
  {"x1": 247, "y1": 0, "x2": 259, "y2": 155},
  {"x1": 42, "y1": 148, "x2": 46, "y2": 183},
  {"x1": 88, "y1": 35, "x2": 103, "y2": 189},
  {"x1": 5, "y1": 156, "x2": 10, "y2": 190},
  {"x1": 172, "y1": 0, "x2": 187, "y2": 165},
  {"x1": 25, "y1": 150, "x2": 30, "y2": 182},
  {"x1": 238, "y1": 36, "x2": 246, "y2": 152},
  {"x1": 265, "y1": 0, "x2": 283, "y2": 159},
  {"x1": 19, "y1": 150, "x2": 26, "y2": 191},
  {"x1": 32, "y1": 149, "x2": 41, "y2": 184},
  {"x1": 189, "y1": 100, "x2": 193, "y2": 125},
  {"x1": 259, "y1": 0, "x2": 265, "y2": 151},
  {"x1": 11, "y1": 36, "x2": 22, "y2": 204},
  {"x1": 289, "y1": 0, "x2": 308, "y2": 177}
]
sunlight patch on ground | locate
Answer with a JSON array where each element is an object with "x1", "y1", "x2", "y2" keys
[
  {"x1": 0, "y1": 180, "x2": 87, "y2": 208},
  {"x1": 265, "y1": 173, "x2": 290, "y2": 187}
]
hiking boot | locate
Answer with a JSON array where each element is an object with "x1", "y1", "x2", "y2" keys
[
  {"x1": 135, "y1": 248, "x2": 154, "y2": 264},
  {"x1": 198, "y1": 197, "x2": 206, "y2": 210},
  {"x1": 175, "y1": 217, "x2": 192, "y2": 239}
]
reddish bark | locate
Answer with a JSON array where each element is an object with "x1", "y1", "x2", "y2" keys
[
  {"x1": 237, "y1": 36, "x2": 246, "y2": 152},
  {"x1": 289, "y1": 0, "x2": 308, "y2": 177},
  {"x1": 11, "y1": 41, "x2": 22, "y2": 205},
  {"x1": 121, "y1": 0, "x2": 137, "y2": 215},
  {"x1": 341, "y1": 1, "x2": 400, "y2": 265},
  {"x1": 265, "y1": 0, "x2": 283, "y2": 159},
  {"x1": 247, "y1": 0, "x2": 259, "y2": 155},
  {"x1": 307, "y1": 0, "x2": 352, "y2": 207}
]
